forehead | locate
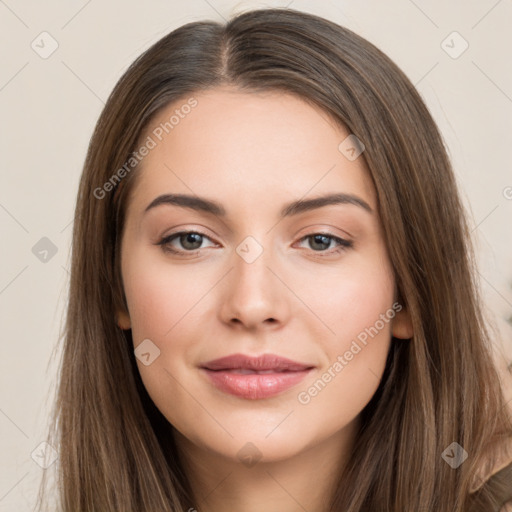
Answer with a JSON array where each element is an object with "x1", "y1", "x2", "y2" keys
[{"x1": 126, "y1": 87, "x2": 377, "y2": 218}]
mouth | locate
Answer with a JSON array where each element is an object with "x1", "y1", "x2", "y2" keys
[
  {"x1": 199, "y1": 353, "x2": 315, "y2": 400},
  {"x1": 200, "y1": 353, "x2": 313, "y2": 372},
  {"x1": 211, "y1": 368, "x2": 301, "y2": 374}
]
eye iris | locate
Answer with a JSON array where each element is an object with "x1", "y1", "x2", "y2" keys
[
  {"x1": 180, "y1": 233, "x2": 203, "y2": 250},
  {"x1": 310, "y1": 234, "x2": 331, "y2": 251}
]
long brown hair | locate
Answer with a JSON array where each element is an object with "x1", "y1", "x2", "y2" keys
[{"x1": 36, "y1": 7, "x2": 512, "y2": 511}]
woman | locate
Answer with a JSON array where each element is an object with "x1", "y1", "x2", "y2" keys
[{"x1": 37, "y1": 8, "x2": 512, "y2": 511}]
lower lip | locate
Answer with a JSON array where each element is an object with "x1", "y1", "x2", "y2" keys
[{"x1": 200, "y1": 368, "x2": 313, "y2": 400}]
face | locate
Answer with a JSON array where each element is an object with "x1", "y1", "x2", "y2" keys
[{"x1": 116, "y1": 86, "x2": 412, "y2": 465}]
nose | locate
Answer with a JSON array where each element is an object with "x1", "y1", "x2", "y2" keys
[{"x1": 218, "y1": 241, "x2": 291, "y2": 331}]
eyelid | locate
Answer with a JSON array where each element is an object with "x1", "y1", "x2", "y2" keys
[{"x1": 294, "y1": 222, "x2": 354, "y2": 240}]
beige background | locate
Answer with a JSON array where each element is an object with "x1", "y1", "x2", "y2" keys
[{"x1": 1, "y1": 0, "x2": 511, "y2": 509}]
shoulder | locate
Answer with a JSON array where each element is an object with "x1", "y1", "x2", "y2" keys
[
  {"x1": 471, "y1": 436, "x2": 512, "y2": 493},
  {"x1": 499, "y1": 501, "x2": 512, "y2": 512},
  {"x1": 471, "y1": 437, "x2": 512, "y2": 512}
]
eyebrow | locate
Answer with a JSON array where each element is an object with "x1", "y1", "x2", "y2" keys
[{"x1": 143, "y1": 192, "x2": 373, "y2": 218}]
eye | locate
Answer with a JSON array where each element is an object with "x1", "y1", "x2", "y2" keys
[
  {"x1": 156, "y1": 230, "x2": 353, "y2": 258},
  {"x1": 296, "y1": 233, "x2": 353, "y2": 256},
  {"x1": 157, "y1": 230, "x2": 217, "y2": 255}
]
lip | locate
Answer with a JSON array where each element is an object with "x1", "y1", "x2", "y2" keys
[
  {"x1": 199, "y1": 353, "x2": 315, "y2": 400},
  {"x1": 201, "y1": 353, "x2": 313, "y2": 371}
]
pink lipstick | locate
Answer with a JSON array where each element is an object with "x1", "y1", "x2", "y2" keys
[{"x1": 199, "y1": 353, "x2": 314, "y2": 400}]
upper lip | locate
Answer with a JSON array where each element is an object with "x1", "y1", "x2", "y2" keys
[{"x1": 200, "y1": 353, "x2": 314, "y2": 371}]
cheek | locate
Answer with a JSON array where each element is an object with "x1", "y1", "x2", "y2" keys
[
  {"x1": 294, "y1": 254, "x2": 395, "y2": 407},
  {"x1": 122, "y1": 257, "x2": 206, "y2": 426},
  {"x1": 122, "y1": 252, "x2": 207, "y2": 341},
  {"x1": 296, "y1": 336, "x2": 391, "y2": 440},
  {"x1": 299, "y1": 252, "x2": 396, "y2": 345},
  {"x1": 295, "y1": 284, "x2": 395, "y2": 433}
]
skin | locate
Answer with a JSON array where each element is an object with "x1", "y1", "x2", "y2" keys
[{"x1": 116, "y1": 86, "x2": 413, "y2": 512}]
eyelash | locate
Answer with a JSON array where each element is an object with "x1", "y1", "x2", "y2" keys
[{"x1": 156, "y1": 230, "x2": 353, "y2": 258}]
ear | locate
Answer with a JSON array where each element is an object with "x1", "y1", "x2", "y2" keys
[
  {"x1": 391, "y1": 306, "x2": 413, "y2": 339},
  {"x1": 116, "y1": 308, "x2": 131, "y2": 330}
]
